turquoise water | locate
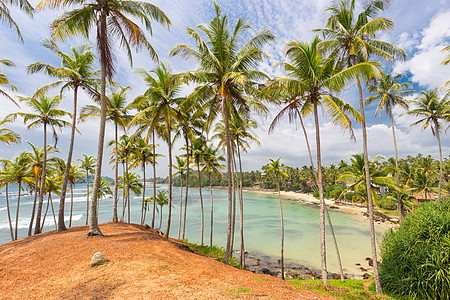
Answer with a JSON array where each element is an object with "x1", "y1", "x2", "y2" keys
[{"x1": 0, "y1": 183, "x2": 383, "y2": 274}]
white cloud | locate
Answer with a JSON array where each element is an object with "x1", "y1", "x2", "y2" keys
[{"x1": 394, "y1": 10, "x2": 450, "y2": 88}]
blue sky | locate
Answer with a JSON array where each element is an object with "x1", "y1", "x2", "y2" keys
[{"x1": 0, "y1": 0, "x2": 449, "y2": 177}]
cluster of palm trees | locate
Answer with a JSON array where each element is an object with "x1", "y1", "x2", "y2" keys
[{"x1": 1, "y1": 0, "x2": 449, "y2": 294}]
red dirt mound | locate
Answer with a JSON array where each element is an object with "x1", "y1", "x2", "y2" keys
[{"x1": 0, "y1": 223, "x2": 333, "y2": 299}]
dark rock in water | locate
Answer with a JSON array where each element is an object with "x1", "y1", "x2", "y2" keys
[
  {"x1": 365, "y1": 257, "x2": 373, "y2": 267},
  {"x1": 331, "y1": 273, "x2": 341, "y2": 280},
  {"x1": 90, "y1": 252, "x2": 109, "y2": 267},
  {"x1": 363, "y1": 273, "x2": 370, "y2": 279},
  {"x1": 355, "y1": 263, "x2": 361, "y2": 266},
  {"x1": 360, "y1": 267, "x2": 368, "y2": 272},
  {"x1": 277, "y1": 259, "x2": 281, "y2": 265},
  {"x1": 330, "y1": 206, "x2": 339, "y2": 209}
]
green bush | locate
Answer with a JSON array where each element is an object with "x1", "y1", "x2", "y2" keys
[
  {"x1": 313, "y1": 190, "x2": 319, "y2": 198},
  {"x1": 376, "y1": 195, "x2": 397, "y2": 210},
  {"x1": 380, "y1": 200, "x2": 450, "y2": 299}
]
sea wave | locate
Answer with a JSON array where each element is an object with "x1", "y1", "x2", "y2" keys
[{"x1": 0, "y1": 214, "x2": 83, "y2": 230}]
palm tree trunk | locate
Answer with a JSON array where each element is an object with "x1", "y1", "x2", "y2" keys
[
  {"x1": 357, "y1": 77, "x2": 381, "y2": 294},
  {"x1": 159, "y1": 205, "x2": 163, "y2": 229},
  {"x1": 436, "y1": 127, "x2": 443, "y2": 202},
  {"x1": 112, "y1": 123, "x2": 119, "y2": 222},
  {"x1": 237, "y1": 141, "x2": 245, "y2": 268},
  {"x1": 178, "y1": 172, "x2": 183, "y2": 239},
  {"x1": 164, "y1": 119, "x2": 173, "y2": 238},
  {"x1": 140, "y1": 161, "x2": 146, "y2": 225},
  {"x1": 5, "y1": 184, "x2": 14, "y2": 241},
  {"x1": 88, "y1": 12, "x2": 107, "y2": 237},
  {"x1": 182, "y1": 135, "x2": 189, "y2": 239},
  {"x1": 69, "y1": 183, "x2": 74, "y2": 227},
  {"x1": 28, "y1": 176, "x2": 39, "y2": 236},
  {"x1": 121, "y1": 162, "x2": 126, "y2": 221},
  {"x1": 41, "y1": 193, "x2": 50, "y2": 231},
  {"x1": 85, "y1": 172, "x2": 89, "y2": 225},
  {"x1": 299, "y1": 109, "x2": 344, "y2": 281},
  {"x1": 126, "y1": 155, "x2": 130, "y2": 223},
  {"x1": 230, "y1": 150, "x2": 237, "y2": 256},
  {"x1": 389, "y1": 111, "x2": 404, "y2": 220},
  {"x1": 15, "y1": 180, "x2": 22, "y2": 240},
  {"x1": 209, "y1": 172, "x2": 213, "y2": 247},
  {"x1": 49, "y1": 193, "x2": 57, "y2": 230},
  {"x1": 152, "y1": 131, "x2": 157, "y2": 228},
  {"x1": 277, "y1": 180, "x2": 285, "y2": 280},
  {"x1": 313, "y1": 102, "x2": 327, "y2": 285},
  {"x1": 222, "y1": 96, "x2": 234, "y2": 265},
  {"x1": 35, "y1": 122, "x2": 48, "y2": 235},
  {"x1": 198, "y1": 162, "x2": 204, "y2": 245},
  {"x1": 57, "y1": 86, "x2": 79, "y2": 232}
]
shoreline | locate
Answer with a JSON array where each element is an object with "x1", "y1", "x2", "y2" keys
[{"x1": 211, "y1": 185, "x2": 399, "y2": 230}]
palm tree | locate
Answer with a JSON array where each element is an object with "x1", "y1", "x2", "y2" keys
[
  {"x1": 339, "y1": 154, "x2": 396, "y2": 205},
  {"x1": 0, "y1": 0, "x2": 33, "y2": 41},
  {"x1": 402, "y1": 89, "x2": 450, "y2": 201},
  {"x1": 366, "y1": 72, "x2": 413, "y2": 220},
  {"x1": 78, "y1": 154, "x2": 96, "y2": 225},
  {"x1": 274, "y1": 36, "x2": 378, "y2": 284},
  {"x1": 192, "y1": 137, "x2": 206, "y2": 245},
  {"x1": 129, "y1": 136, "x2": 154, "y2": 225},
  {"x1": 202, "y1": 144, "x2": 225, "y2": 247},
  {"x1": 173, "y1": 155, "x2": 186, "y2": 239},
  {"x1": 25, "y1": 143, "x2": 58, "y2": 236},
  {"x1": 9, "y1": 152, "x2": 33, "y2": 240},
  {"x1": 152, "y1": 189, "x2": 169, "y2": 230},
  {"x1": 0, "y1": 116, "x2": 21, "y2": 146},
  {"x1": 131, "y1": 63, "x2": 182, "y2": 237},
  {"x1": 80, "y1": 86, "x2": 132, "y2": 223},
  {"x1": 0, "y1": 160, "x2": 15, "y2": 241},
  {"x1": 113, "y1": 134, "x2": 133, "y2": 223},
  {"x1": 262, "y1": 158, "x2": 288, "y2": 280},
  {"x1": 171, "y1": 2, "x2": 274, "y2": 263},
  {"x1": 316, "y1": 1, "x2": 406, "y2": 292},
  {"x1": 40, "y1": 174, "x2": 61, "y2": 231},
  {"x1": 27, "y1": 41, "x2": 99, "y2": 232},
  {"x1": 10, "y1": 95, "x2": 71, "y2": 235},
  {"x1": 38, "y1": 0, "x2": 171, "y2": 237},
  {"x1": 67, "y1": 164, "x2": 84, "y2": 227}
]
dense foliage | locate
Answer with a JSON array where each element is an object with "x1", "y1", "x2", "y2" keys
[{"x1": 380, "y1": 200, "x2": 450, "y2": 299}]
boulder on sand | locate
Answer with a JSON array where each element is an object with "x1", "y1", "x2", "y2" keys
[{"x1": 90, "y1": 252, "x2": 110, "y2": 267}]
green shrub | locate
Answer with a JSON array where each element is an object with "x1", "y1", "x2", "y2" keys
[
  {"x1": 313, "y1": 190, "x2": 319, "y2": 198},
  {"x1": 379, "y1": 200, "x2": 450, "y2": 299},
  {"x1": 376, "y1": 195, "x2": 397, "y2": 210}
]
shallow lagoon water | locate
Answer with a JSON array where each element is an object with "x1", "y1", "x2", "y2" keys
[{"x1": 0, "y1": 183, "x2": 383, "y2": 274}]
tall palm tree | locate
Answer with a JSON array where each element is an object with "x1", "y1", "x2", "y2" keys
[
  {"x1": 262, "y1": 158, "x2": 288, "y2": 280},
  {"x1": 38, "y1": 0, "x2": 171, "y2": 237},
  {"x1": 274, "y1": 36, "x2": 378, "y2": 284},
  {"x1": 131, "y1": 63, "x2": 182, "y2": 237},
  {"x1": 171, "y1": 2, "x2": 274, "y2": 263},
  {"x1": 402, "y1": 89, "x2": 450, "y2": 201},
  {"x1": 9, "y1": 152, "x2": 33, "y2": 240},
  {"x1": 40, "y1": 174, "x2": 61, "y2": 231},
  {"x1": 173, "y1": 155, "x2": 186, "y2": 239},
  {"x1": 25, "y1": 143, "x2": 58, "y2": 236},
  {"x1": 366, "y1": 72, "x2": 413, "y2": 220},
  {"x1": 192, "y1": 136, "x2": 207, "y2": 245},
  {"x1": 80, "y1": 86, "x2": 132, "y2": 223},
  {"x1": 67, "y1": 164, "x2": 84, "y2": 227},
  {"x1": 316, "y1": 1, "x2": 406, "y2": 292},
  {"x1": 0, "y1": 160, "x2": 15, "y2": 241},
  {"x1": 129, "y1": 136, "x2": 154, "y2": 225},
  {"x1": 78, "y1": 154, "x2": 96, "y2": 225},
  {"x1": 10, "y1": 95, "x2": 71, "y2": 235},
  {"x1": 202, "y1": 144, "x2": 225, "y2": 247},
  {"x1": 27, "y1": 41, "x2": 99, "y2": 232}
]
